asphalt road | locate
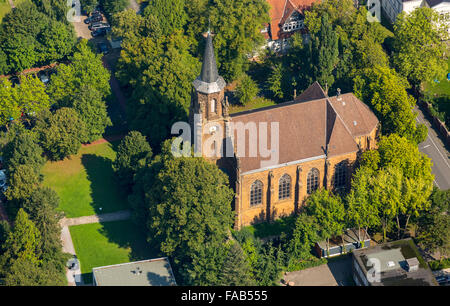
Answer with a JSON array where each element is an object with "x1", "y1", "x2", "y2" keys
[{"x1": 415, "y1": 106, "x2": 450, "y2": 190}]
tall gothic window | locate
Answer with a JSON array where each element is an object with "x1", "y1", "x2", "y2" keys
[
  {"x1": 334, "y1": 162, "x2": 347, "y2": 189},
  {"x1": 307, "y1": 168, "x2": 319, "y2": 194},
  {"x1": 250, "y1": 180, "x2": 263, "y2": 206},
  {"x1": 211, "y1": 99, "x2": 216, "y2": 113},
  {"x1": 278, "y1": 174, "x2": 291, "y2": 200}
]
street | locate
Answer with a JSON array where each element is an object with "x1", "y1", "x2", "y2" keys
[{"x1": 415, "y1": 106, "x2": 450, "y2": 190}]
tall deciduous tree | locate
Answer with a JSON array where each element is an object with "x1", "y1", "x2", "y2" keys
[
  {"x1": 114, "y1": 131, "x2": 152, "y2": 190},
  {"x1": 305, "y1": 189, "x2": 345, "y2": 256},
  {"x1": 354, "y1": 66, "x2": 427, "y2": 144},
  {"x1": 144, "y1": 0, "x2": 187, "y2": 36},
  {"x1": 35, "y1": 108, "x2": 87, "y2": 160},
  {"x1": 393, "y1": 7, "x2": 448, "y2": 89}
]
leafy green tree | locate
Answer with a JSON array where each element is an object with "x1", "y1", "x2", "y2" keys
[
  {"x1": 416, "y1": 188, "x2": 449, "y2": 256},
  {"x1": 35, "y1": 108, "x2": 87, "y2": 160},
  {"x1": 347, "y1": 166, "x2": 381, "y2": 246},
  {"x1": 286, "y1": 214, "x2": 319, "y2": 262},
  {"x1": 17, "y1": 74, "x2": 50, "y2": 118},
  {"x1": 0, "y1": 48, "x2": 9, "y2": 75},
  {"x1": 305, "y1": 189, "x2": 345, "y2": 255},
  {"x1": 38, "y1": 20, "x2": 76, "y2": 62},
  {"x1": 23, "y1": 187, "x2": 63, "y2": 261},
  {"x1": 219, "y1": 241, "x2": 255, "y2": 285},
  {"x1": 114, "y1": 131, "x2": 152, "y2": 190},
  {"x1": 307, "y1": 13, "x2": 339, "y2": 88},
  {"x1": 393, "y1": 7, "x2": 448, "y2": 89},
  {"x1": 2, "y1": 258, "x2": 65, "y2": 286},
  {"x1": 0, "y1": 78, "x2": 20, "y2": 126},
  {"x1": 266, "y1": 62, "x2": 284, "y2": 100},
  {"x1": 4, "y1": 165, "x2": 41, "y2": 207},
  {"x1": 235, "y1": 74, "x2": 259, "y2": 105},
  {"x1": 2, "y1": 209, "x2": 41, "y2": 265},
  {"x1": 31, "y1": 0, "x2": 69, "y2": 22},
  {"x1": 72, "y1": 85, "x2": 112, "y2": 143},
  {"x1": 354, "y1": 66, "x2": 427, "y2": 143},
  {"x1": 111, "y1": 9, "x2": 162, "y2": 41},
  {"x1": 144, "y1": 0, "x2": 187, "y2": 36},
  {"x1": 100, "y1": 0, "x2": 129, "y2": 17},
  {"x1": 132, "y1": 140, "x2": 234, "y2": 283},
  {"x1": 2, "y1": 131, "x2": 45, "y2": 175},
  {"x1": 2, "y1": 34, "x2": 39, "y2": 72},
  {"x1": 80, "y1": 0, "x2": 99, "y2": 14},
  {"x1": 48, "y1": 39, "x2": 111, "y2": 107},
  {"x1": 209, "y1": 0, "x2": 270, "y2": 80}
]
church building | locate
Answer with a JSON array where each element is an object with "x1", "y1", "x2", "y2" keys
[{"x1": 189, "y1": 33, "x2": 380, "y2": 229}]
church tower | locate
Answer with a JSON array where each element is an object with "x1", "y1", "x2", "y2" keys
[{"x1": 190, "y1": 31, "x2": 229, "y2": 159}]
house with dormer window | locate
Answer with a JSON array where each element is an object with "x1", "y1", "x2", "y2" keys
[{"x1": 264, "y1": 0, "x2": 319, "y2": 52}]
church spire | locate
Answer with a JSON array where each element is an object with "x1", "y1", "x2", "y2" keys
[
  {"x1": 200, "y1": 32, "x2": 219, "y2": 83},
  {"x1": 192, "y1": 31, "x2": 226, "y2": 94}
]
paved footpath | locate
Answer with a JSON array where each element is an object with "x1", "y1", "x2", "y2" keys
[{"x1": 60, "y1": 210, "x2": 131, "y2": 286}]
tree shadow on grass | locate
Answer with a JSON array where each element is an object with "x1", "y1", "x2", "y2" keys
[{"x1": 81, "y1": 154, "x2": 128, "y2": 215}]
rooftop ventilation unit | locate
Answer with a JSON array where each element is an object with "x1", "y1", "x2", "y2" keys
[{"x1": 406, "y1": 258, "x2": 419, "y2": 272}]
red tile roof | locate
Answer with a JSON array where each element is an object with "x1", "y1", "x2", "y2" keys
[
  {"x1": 267, "y1": 0, "x2": 319, "y2": 40},
  {"x1": 230, "y1": 82, "x2": 379, "y2": 173}
]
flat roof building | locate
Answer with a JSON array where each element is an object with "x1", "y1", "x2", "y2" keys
[
  {"x1": 352, "y1": 238, "x2": 438, "y2": 286},
  {"x1": 92, "y1": 257, "x2": 177, "y2": 286}
]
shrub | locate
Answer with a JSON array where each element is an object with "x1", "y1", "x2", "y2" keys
[{"x1": 235, "y1": 74, "x2": 259, "y2": 105}]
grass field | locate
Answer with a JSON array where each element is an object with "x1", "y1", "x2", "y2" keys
[
  {"x1": 0, "y1": 0, "x2": 11, "y2": 22},
  {"x1": 69, "y1": 220, "x2": 158, "y2": 284},
  {"x1": 42, "y1": 141, "x2": 128, "y2": 218}
]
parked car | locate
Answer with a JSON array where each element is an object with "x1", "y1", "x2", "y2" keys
[
  {"x1": 84, "y1": 14, "x2": 103, "y2": 24},
  {"x1": 89, "y1": 22, "x2": 109, "y2": 31},
  {"x1": 91, "y1": 27, "x2": 110, "y2": 37},
  {"x1": 97, "y1": 42, "x2": 109, "y2": 54}
]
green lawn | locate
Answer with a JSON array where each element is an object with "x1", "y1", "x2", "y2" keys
[
  {"x1": 42, "y1": 141, "x2": 128, "y2": 218},
  {"x1": 69, "y1": 220, "x2": 159, "y2": 284},
  {"x1": 0, "y1": 0, "x2": 11, "y2": 22},
  {"x1": 424, "y1": 57, "x2": 450, "y2": 96},
  {"x1": 240, "y1": 215, "x2": 296, "y2": 239}
]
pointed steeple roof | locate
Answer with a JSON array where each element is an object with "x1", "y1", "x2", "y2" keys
[
  {"x1": 193, "y1": 32, "x2": 226, "y2": 94},
  {"x1": 200, "y1": 32, "x2": 219, "y2": 83}
]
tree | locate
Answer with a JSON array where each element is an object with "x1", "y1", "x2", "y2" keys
[
  {"x1": 100, "y1": 0, "x2": 129, "y2": 17},
  {"x1": 354, "y1": 66, "x2": 427, "y2": 144},
  {"x1": 72, "y1": 85, "x2": 111, "y2": 143},
  {"x1": 111, "y1": 9, "x2": 162, "y2": 41},
  {"x1": 235, "y1": 74, "x2": 259, "y2": 105},
  {"x1": 0, "y1": 78, "x2": 20, "y2": 126},
  {"x1": 17, "y1": 74, "x2": 50, "y2": 118},
  {"x1": 2, "y1": 131, "x2": 45, "y2": 175},
  {"x1": 347, "y1": 166, "x2": 381, "y2": 246},
  {"x1": 393, "y1": 7, "x2": 448, "y2": 89},
  {"x1": 114, "y1": 131, "x2": 152, "y2": 189},
  {"x1": 38, "y1": 19, "x2": 76, "y2": 62},
  {"x1": 132, "y1": 140, "x2": 234, "y2": 283},
  {"x1": 144, "y1": 0, "x2": 187, "y2": 36},
  {"x1": 286, "y1": 214, "x2": 319, "y2": 261},
  {"x1": 80, "y1": 0, "x2": 99, "y2": 14},
  {"x1": 266, "y1": 62, "x2": 284, "y2": 100},
  {"x1": 416, "y1": 188, "x2": 449, "y2": 256},
  {"x1": 219, "y1": 241, "x2": 255, "y2": 285},
  {"x1": 305, "y1": 189, "x2": 345, "y2": 256},
  {"x1": 35, "y1": 108, "x2": 87, "y2": 160},
  {"x1": 48, "y1": 39, "x2": 111, "y2": 107},
  {"x1": 4, "y1": 164, "x2": 41, "y2": 209},
  {"x1": 307, "y1": 13, "x2": 339, "y2": 88},
  {"x1": 23, "y1": 187, "x2": 63, "y2": 260},
  {"x1": 209, "y1": 0, "x2": 270, "y2": 80},
  {"x1": 2, "y1": 209, "x2": 41, "y2": 265}
]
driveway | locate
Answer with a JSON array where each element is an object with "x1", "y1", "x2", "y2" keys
[
  {"x1": 283, "y1": 256, "x2": 354, "y2": 286},
  {"x1": 415, "y1": 106, "x2": 450, "y2": 190}
]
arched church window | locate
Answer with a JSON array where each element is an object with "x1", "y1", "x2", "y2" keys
[
  {"x1": 278, "y1": 174, "x2": 291, "y2": 200},
  {"x1": 307, "y1": 168, "x2": 319, "y2": 194},
  {"x1": 250, "y1": 180, "x2": 263, "y2": 206},
  {"x1": 334, "y1": 162, "x2": 347, "y2": 189}
]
